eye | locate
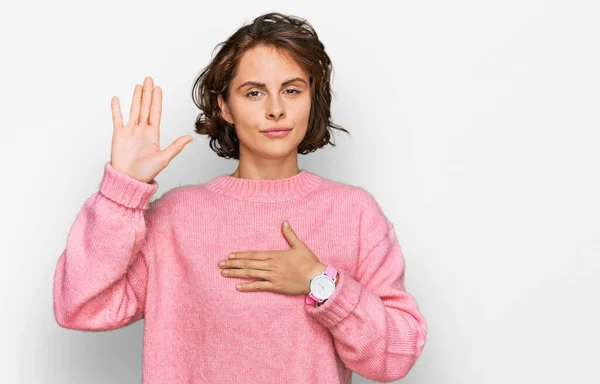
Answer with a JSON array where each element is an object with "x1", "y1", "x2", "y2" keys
[
  {"x1": 245, "y1": 90, "x2": 262, "y2": 98},
  {"x1": 245, "y1": 88, "x2": 301, "y2": 99}
]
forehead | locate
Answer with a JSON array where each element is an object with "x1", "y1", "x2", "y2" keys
[{"x1": 234, "y1": 45, "x2": 307, "y2": 83}]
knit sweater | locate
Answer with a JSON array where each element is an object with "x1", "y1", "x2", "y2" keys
[{"x1": 53, "y1": 161, "x2": 428, "y2": 383}]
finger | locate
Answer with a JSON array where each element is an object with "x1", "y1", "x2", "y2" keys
[
  {"x1": 229, "y1": 250, "x2": 272, "y2": 260},
  {"x1": 221, "y1": 267, "x2": 270, "y2": 280},
  {"x1": 128, "y1": 84, "x2": 142, "y2": 126},
  {"x1": 219, "y1": 259, "x2": 271, "y2": 271},
  {"x1": 281, "y1": 220, "x2": 305, "y2": 248},
  {"x1": 236, "y1": 280, "x2": 274, "y2": 292},
  {"x1": 160, "y1": 136, "x2": 193, "y2": 163},
  {"x1": 139, "y1": 77, "x2": 153, "y2": 125},
  {"x1": 111, "y1": 96, "x2": 123, "y2": 130},
  {"x1": 149, "y1": 85, "x2": 162, "y2": 127}
]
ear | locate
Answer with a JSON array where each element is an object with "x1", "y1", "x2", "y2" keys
[{"x1": 217, "y1": 94, "x2": 234, "y2": 125}]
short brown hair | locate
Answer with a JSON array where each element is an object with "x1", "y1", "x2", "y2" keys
[{"x1": 191, "y1": 12, "x2": 349, "y2": 160}]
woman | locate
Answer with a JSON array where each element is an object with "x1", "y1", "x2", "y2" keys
[{"x1": 53, "y1": 12, "x2": 428, "y2": 384}]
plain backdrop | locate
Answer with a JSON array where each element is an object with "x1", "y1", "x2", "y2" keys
[{"x1": 1, "y1": 0, "x2": 599, "y2": 383}]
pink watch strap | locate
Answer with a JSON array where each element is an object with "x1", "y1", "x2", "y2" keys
[{"x1": 324, "y1": 265, "x2": 337, "y2": 279}]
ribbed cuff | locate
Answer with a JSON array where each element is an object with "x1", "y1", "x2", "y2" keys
[
  {"x1": 304, "y1": 268, "x2": 363, "y2": 328},
  {"x1": 99, "y1": 162, "x2": 159, "y2": 210}
]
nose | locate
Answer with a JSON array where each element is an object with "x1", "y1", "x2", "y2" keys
[{"x1": 267, "y1": 95, "x2": 286, "y2": 120}]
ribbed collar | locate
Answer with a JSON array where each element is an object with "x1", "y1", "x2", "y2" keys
[{"x1": 203, "y1": 169, "x2": 324, "y2": 202}]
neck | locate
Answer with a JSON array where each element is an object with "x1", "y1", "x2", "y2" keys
[
  {"x1": 230, "y1": 167, "x2": 301, "y2": 179},
  {"x1": 229, "y1": 150, "x2": 301, "y2": 180}
]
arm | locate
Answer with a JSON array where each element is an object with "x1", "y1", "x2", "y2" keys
[
  {"x1": 305, "y1": 203, "x2": 428, "y2": 382},
  {"x1": 52, "y1": 162, "x2": 159, "y2": 331}
]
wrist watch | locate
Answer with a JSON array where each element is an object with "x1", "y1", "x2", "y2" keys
[{"x1": 306, "y1": 265, "x2": 338, "y2": 306}]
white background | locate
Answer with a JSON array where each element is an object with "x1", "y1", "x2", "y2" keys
[{"x1": 1, "y1": 0, "x2": 599, "y2": 383}]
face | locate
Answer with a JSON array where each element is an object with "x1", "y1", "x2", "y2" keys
[{"x1": 217, "y1": 45, "x2": 311, "y2": 159}]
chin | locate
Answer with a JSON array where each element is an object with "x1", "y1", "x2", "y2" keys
[
  {"x1": 255, "y1": 145, "x2": 298, "y2": 159},
  {"x1": 259, "y1": 149, "x2": 296, "y2": 159}
]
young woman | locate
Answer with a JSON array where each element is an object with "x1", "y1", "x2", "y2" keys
[{"x1": 53, "y1": 12, "x2": 428, "y2": 384}]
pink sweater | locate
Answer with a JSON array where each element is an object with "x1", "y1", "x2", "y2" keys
[{"x1": 53, "y1": 162, "x2": 428, "y2": 383}]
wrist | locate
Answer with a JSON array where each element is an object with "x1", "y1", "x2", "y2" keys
[{"x1": 305, "y1": 263, "x2": 327, "y2": 295}]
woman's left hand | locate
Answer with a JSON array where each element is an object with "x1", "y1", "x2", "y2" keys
[{"x1": 218, "y1": 220, "x2": 326, "y2": 295}]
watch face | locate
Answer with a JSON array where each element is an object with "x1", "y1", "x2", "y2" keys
[{"x1": 310, "y1": 275, "x2": 335, "y2": 300}]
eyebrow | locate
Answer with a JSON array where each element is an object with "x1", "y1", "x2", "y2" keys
[{"x1": 237, "y1": 77, "x2": 308, "y2": 91}]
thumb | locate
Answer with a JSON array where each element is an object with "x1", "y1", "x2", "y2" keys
[
  {"x1": 161, "y1": 135, "x2": 193, "y2": 162},
  {"x1": 281, "y1": 220, "x2": 305, "y2": 249}
]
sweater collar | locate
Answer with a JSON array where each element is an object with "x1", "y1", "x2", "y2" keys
[{"x1": 204, "y1": 169, "x2": 324, "y2": 202}]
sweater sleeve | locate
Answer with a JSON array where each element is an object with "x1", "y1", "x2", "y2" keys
[
  {"x1": 304, "y1": 195, "x2": 428, "y2": 382},
  {"x1": 53, "y1": 162, "x2": 159, "y2": 331}
]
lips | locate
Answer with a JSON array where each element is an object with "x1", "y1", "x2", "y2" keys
[
  {"x1": 261, "y1": 127, "x2": 292, "y2": 132},
  {"x1": 261, "y1": 129, "x2": 291, "y2": 138}
]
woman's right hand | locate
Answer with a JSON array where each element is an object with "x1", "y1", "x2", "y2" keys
[{"x1": 110, "y1": 76, "x2": 193, "y2": 183}]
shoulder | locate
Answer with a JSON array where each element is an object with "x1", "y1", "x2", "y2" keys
[
  {"x1": 318, "y1": 176, "x2": 393, "y2": 233},
  {"x1": 317, "y1": 175, "x2": 387, "y2": 209},
  {"x1": 145, "y1": 183, "x2": 213, "y2": 218},
  {"x1": 319, "y1": 176, "x2": 395, "y2": 255}
]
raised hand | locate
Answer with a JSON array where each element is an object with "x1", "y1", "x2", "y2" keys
[{"x1": 110, "y1": 76, "x2": 193, "y2": 183}]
